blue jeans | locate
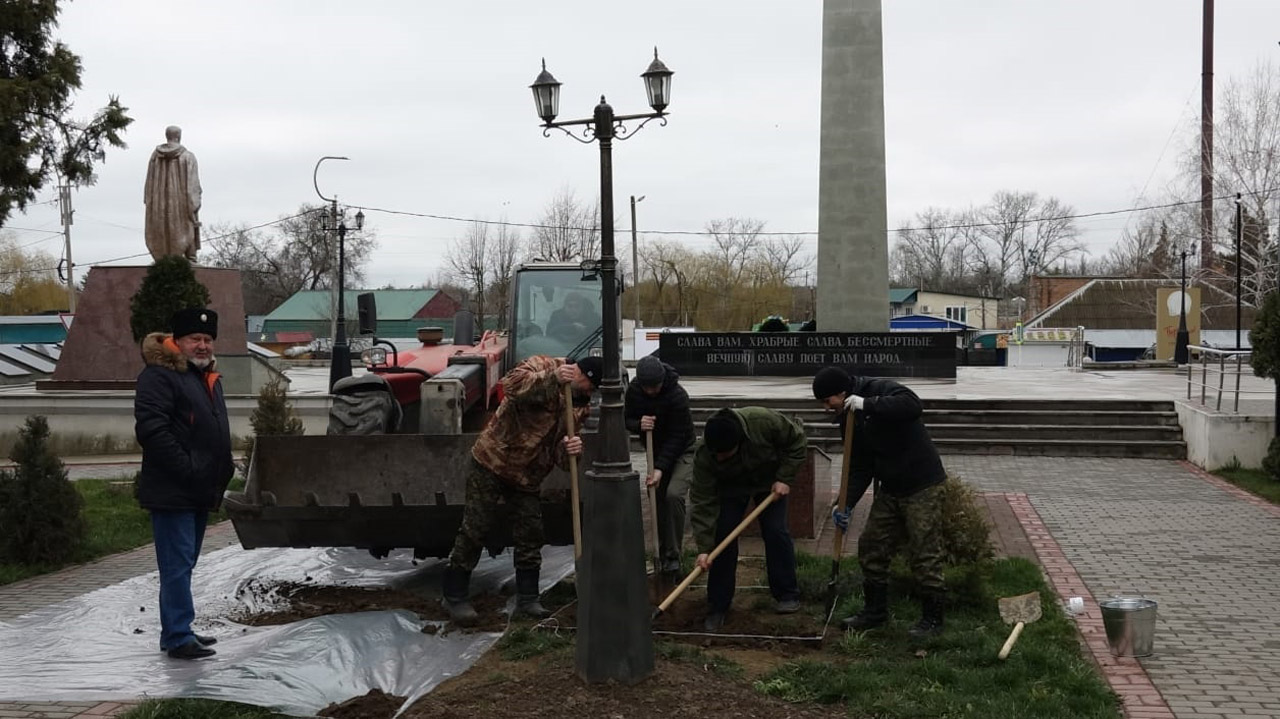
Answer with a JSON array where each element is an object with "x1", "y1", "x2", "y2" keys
[
  {"x1": 707, "y1": 492, "x2": 799, "y2": 613},
  {"x1": 151, "y1": 510, "x2": 208, "y2": 650}
]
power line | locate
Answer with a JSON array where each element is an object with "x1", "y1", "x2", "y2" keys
[{"x1": 353, "y1": 186, "x2": 1280, "y2": 239}]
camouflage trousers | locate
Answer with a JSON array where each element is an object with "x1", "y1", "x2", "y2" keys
[
  {"x1": 447, "y1": 460, "x2": 544, "y2": 573},
  {"x1": 857, "y1": 482, "x2": 945, "y2": 595}
]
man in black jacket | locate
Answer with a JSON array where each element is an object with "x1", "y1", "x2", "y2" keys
[
  {"x1": 134, "y1": 308, "x2": 234, "y2": 659},
  {"x1": 812, "y1": 366, "x2": 948, "y2": 637},
  {"x1": 625, "y1": 355, "x2": 695, "y2": 575}
]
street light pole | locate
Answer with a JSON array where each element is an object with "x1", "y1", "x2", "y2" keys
[
  {"x1": 630, "y1": 194, "x2": 645, "y2": 329},
  {"x1": 314, "y1": 156, "x2": 363, "y2": 391},
  {"x1": 1176, "y1": 248, "x2": 1191, "y2": 364},
  {"x1": 1236, "y1": 192, "x2": 1243, "y2": 350},
  {"x1": 531, "y1": 49, "x2": 672, "y2": 686}
]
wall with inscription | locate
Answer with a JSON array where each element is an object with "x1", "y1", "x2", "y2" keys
[{"x1": 658, "y1": 332, "x2": 956, "y2": 378}]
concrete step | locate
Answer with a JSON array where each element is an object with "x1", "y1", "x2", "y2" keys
[
  {"x1": 924, "y1": 410, "x2": 1180, "y2": 426},
  {"x1": 688, "y1": 397, "x2": 1178, "y2": 414},
  {"x1": 933, "y1": 438, "x2": 1187, "y2": 460},
  {"x1": 927, "y1": 424, "x2": 1183, "y2": 441}
]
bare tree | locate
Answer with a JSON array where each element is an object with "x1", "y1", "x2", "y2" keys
[
  {"x1": 531, "y1": 187, "x2": 600, "y2": 262},
  {"x1": 894, "y1": 207, "x2": 967, "y2": 292},
  {"x1": 486, "y1": 220, "x2": 521, "y2": 329},
  {"x1": 446, "y1": 220, "x2": 489, "y2": 329},
  {"x1": 203, "y1": 204, "x2": 377, "y2": 315}
]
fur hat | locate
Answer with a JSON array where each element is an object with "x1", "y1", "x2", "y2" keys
[
  {"x1": 812, "y1": 366, "x2": 850, "y2": 400},
  {"x1": 171, "y1": 307, "x2": 218, "y2": 340}
]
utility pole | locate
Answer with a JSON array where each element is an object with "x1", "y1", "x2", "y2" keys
[
  {"x1": 58, "y1": 184, "x2": 76, "y2": 313},
  {"x1": 1200, "y1": 0, "x2": 1215, "y2": 268},
  {"x1": 630, "y1": 194, "x2": 644, "y2": 328}
]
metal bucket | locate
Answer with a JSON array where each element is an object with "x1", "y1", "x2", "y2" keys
[{"x1": 1099, "y1": 597, "x2": 1157, "y2": 657}]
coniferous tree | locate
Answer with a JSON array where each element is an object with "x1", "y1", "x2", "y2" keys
[
  {"x1": 129, "y1": 256, "x2": 211, "y2": 342},
  {"x1": 0, "y1": 416, "x2": 85, "y2": 564},
  {"x1": 244, "y1": 379, "x2": 305, "y2": 469},
  {"x1": 1250, "y1": 291, "x2": 1280, "y2": 481}
]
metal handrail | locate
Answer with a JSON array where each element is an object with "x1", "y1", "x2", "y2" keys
[{"x1": 1185, "y1": 345, "x2": 1257, "y2": 412}]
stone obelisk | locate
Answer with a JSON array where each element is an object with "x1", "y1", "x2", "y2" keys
[{"x1": 817, "y1": 0, "x2": 890, "y2": 331}]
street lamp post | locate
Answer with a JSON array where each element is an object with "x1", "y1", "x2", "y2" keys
[
  {"x1": 530, "y1": 49, "x2": 672, "y2": 686},
  {"x1": 314, "y1": 156, "x2": 364, "y2": 391},
  {"x1": 1235, "y1": 192, "x2": 1243, "y2": 350},
  {"x1": 630, "y1": 194, "x2": 645, "y2": 329},
  {"x1": 1175, "y1": 245, "x2": 1196, "y2": 364}
]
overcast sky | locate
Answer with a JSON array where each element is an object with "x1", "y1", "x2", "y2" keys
[{"x1": 9, "y1": 1, "x2": 1280, "y2": 289}]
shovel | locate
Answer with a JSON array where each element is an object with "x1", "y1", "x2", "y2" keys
[
  {"x1": 645, "y1": 431, "x2": 662, "y2": 577},
  {"x1": 651, "y1": 492, "x2": 779, "y2": 620},
  {"x1": 997, "y1": 591, "x2": 1041, "y2": 660},
  {"x1": 563, "y1": 384, "x2": 582, "y2": 561},
  {"x1": 827, "y1": 409, "x2": 854, "y2": 608}
]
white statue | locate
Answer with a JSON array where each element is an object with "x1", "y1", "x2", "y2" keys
[{"x1": 143, "y1": 125, "x2": 202, "y2": 261}]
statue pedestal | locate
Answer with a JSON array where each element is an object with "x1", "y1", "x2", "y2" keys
[{"x1": 37, "y1": 265, "x2": 255, "y2": 393}]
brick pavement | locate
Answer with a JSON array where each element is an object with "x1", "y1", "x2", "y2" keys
[{"x1": 947, "y1": 456, "x2": 1280, "y2": 719}]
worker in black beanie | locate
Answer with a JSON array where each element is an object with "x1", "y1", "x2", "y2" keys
[
  {"x1": 812, "y1": 366, "x2": 948, "y2": 638},
  {"x1": 688, "y1": 406, "x2": 807, "y2": 632}
]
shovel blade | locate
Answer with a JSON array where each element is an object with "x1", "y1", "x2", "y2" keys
[{"x1": 998, "y1": 591, "x2": 1042, "y2": 625}]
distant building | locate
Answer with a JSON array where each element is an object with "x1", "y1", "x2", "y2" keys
[
  {"x1": 260, "y1": 289, "x2": 462, "y2": 341},
  {"x1": 888, "y1": 288, "x2": 998, "y2": 329}
]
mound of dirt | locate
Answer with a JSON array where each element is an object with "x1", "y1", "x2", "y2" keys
[
  {"x1": 317, "y1": 688, "x2": 407, "y2": 718},
  {"x1": 397, "y1": 649, "x2": 844, "y2": 719}
]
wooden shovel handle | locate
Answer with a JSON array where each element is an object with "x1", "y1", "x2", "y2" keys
[
  {"x1": 563, "y1": 383, "x2": 582, "y2": 561},
  {"x1": 832, "y1": 410, "x2": 855, "y2": 562},
  {"x1": 998, "y1": 621, "x2": 1025, "y2": 660},
  {"x1": 646, "y1": 431, "x2": 661, "y2": 569},
  {"x1": 656, "y1": 492, "x2": 779, "y2": 614}
]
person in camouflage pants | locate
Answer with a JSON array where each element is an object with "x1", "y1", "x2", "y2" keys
[
  {"x1": 813, "y1": 366, "x2": 949, "y2": 637},
  {"x1": 441, "y1": 355, "x2": 602, "y2": 625}
]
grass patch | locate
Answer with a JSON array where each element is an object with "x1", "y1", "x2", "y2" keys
[
  {"x1": 655, "y1": 639, "x2": 745, "y2": 679},
  {"x1": 1214, "y1": 467, "x2": 1280, "y2": 505},
  {"x1": 756, "y1": 556, "x2": 1120, "y2": 718},
  {"x1": 0, "y1": 477, "x2": 241, "y2": 587},
  {"x1": 498, "y1": 625, "x2": 572, "y2": 660},
  {"x1": 119, "y1": 698, "x2": 284, "y2": 719}
]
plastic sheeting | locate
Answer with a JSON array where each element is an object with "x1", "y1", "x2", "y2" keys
[{"x1": 0, "y1": 543, "x2": 575, "y2": 716}]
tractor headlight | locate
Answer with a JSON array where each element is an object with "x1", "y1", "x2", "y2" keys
[{"x1": 362, "y1": 347, "x2": 387, "y2": 366}]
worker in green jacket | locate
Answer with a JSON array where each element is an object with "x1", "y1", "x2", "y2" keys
[{"x1": 689, "y1": 407, "x2": 807, "y2": 632}]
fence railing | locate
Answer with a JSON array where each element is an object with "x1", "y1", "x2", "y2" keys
[
  {"x1": 1066, "y1": 326, "x2": 1086, "y2": 369},
  {"x1": 1186, "y1": 345, "x2": 1253, "y2": 412}
]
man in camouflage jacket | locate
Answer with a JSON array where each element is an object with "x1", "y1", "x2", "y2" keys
[
  {"x1": 442, "y1": 355, "x2": 602, "y2": 624},
  {"x1": 813, "y1": 366, "x2": 948, "y2": 637}
]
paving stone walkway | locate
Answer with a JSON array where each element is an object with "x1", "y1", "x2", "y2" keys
[{"x1": 947, "y1": 456, "x2": 1280, "y2": 719}]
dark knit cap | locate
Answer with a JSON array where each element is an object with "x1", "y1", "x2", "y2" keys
[
  {"x1": 635, "y1": 355, "x2": 665, "y2": 386},
  {"x1": 171, "y1": 307, "x2": 218, "y2": 340},
  {"x1": 704, "y1": 414, "x2": 742, "y2": 452},
  {"x1": 574, "y1": 356, "x2": 604, "y2": 387},
  {"x1": 812, "y1": 366, "x2": 850, "y2": 400}
]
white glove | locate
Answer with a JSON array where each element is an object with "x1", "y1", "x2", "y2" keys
[{"x1": 844, "y1": 394, "x2": 865, "y2": 412}]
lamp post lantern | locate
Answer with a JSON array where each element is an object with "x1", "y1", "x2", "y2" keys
[
  {"x1": 313, "y1": 156, "x2": 363, "y2": 391},
  {"x1": 531, "y1": 49, "x2": 671, "y2": 685}
]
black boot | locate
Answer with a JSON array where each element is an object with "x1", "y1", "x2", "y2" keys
[
  {"x1": 908, "y1": 594, "x2": 945, "y2": 638},
  {"x1": 514, "y1": 568, "x2": 549, "y2": 619},
  {"x1": 841, "y1": 582, "x2": 889, "y2": 631},
  {"x1": 441, "y1": 566, "x2": 478, "y2": 625}
]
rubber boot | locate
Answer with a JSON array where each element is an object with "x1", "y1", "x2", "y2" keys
[
  {"x1": 441, "y1": 566, "x2": 478, "y2": 625},
  {"x1": 908, "y1": 594, "x2": 945, "y2": 638},
  {"x1": 841, "y1": 582, "x2": 889, "y2": 631},
  {"x1": 514, "y1": 568, "x2": 549, "y2": 619}
]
